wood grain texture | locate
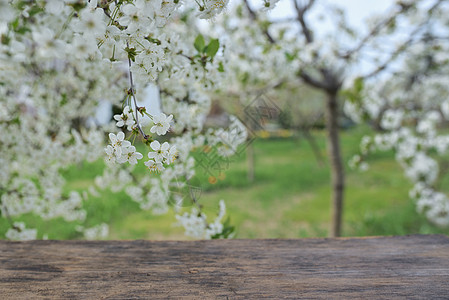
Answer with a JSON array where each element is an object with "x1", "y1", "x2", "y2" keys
[{"x1": 0, "y1": 235, "x2": 448, "y2": 299}]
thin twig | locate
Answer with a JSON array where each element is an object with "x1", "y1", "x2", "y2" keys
[
  {"x1": 361, "y1": 0, "x2": 444, "y2": 79},
  {"x1": 292, "y1": 0, "x2": 315, "y2": 44},
  {"x1": 243, "y1": 0, "x2": 276, "y2": 44},
  {"x1": 126, "y1": 42, "x2": 149, "y2": 140},
  {"x1": 339, "y1": 4, "x2": 404, "y2": 59}
]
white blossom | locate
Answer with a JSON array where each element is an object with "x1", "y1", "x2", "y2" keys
[
  {"x1": 144, "y1": 159, "x2": 165, "y2": 173},
  {"x1": 176, "y1": 200, "x2": 227, "y2": 239},
  {"x1": 82, "y1": 223, "x2": 109, "y2": 240},
  {"x1": 262, "y1": 0, "x2": 281, "y2": 11},
  {"x1": 114, "y1": 106, "x2": 135, "y2": 131},
  {"x1": 117, "y1": 145, "x2": 143, "y2": 165},
  {"x1": 5, "y1": 223, "x2": 37, "y2": 241},
  {"x1": 150, "y1": 113, "x2": 173, "y2": 136},
  {"x1": 197, "y1": 0, "x2": 229, "y2": 19},
  {"x1": 148, "y1": 140, "x2": 170, "y2": 163},
  {"x1": 108, "y1": 132, "x2": 131, "y2": 158}
]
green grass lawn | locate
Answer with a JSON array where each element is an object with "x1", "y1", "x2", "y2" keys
[{"x1": 1, "y1": 126, "x2": 448, "y2": 239}]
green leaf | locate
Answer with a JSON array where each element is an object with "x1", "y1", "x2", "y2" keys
[
  {"x1": 285, "y1": 52, "x2": 295, "y2": 62},
  {"x1": 218, "y1": 61, "x2": 224, "y2": 72},
  {"x1": 60, "y1": 93, "x2": 68, "y2": 106},
  {"x1": 124, "y1": 46, "x2": 138, "y2": 62},
  {"x1": 1, "y1": 34, "x2": 10, "y2": 45},
  {"x1": 211, "y1": 217, "x2": 235, "y2": 239},
  {"x1": 28, "y1": 5, "x2": 44, "y2": 17},
  {"x1": 205, "y1": 39, "x2": 219, "y2": 58},
  {"x1": 10, "y1": 18, "x2": 19, "y2": 30},
  {"x1": 68, "y1": 1, "x2": 86, "y2": 12},
  {"x1": 340, "y1": 77, "x2": 364, "y2": 105},
  {"x1": 354, "y1": 77, "x2": 364, "y2": 93},
  {"x1": 194, "y1": 34, "x2": 205, "y2": 53},
  {"x1": 16, "y1": 26, "x2": 31, "y2": 34}
]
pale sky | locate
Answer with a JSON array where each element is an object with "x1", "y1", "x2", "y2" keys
[
  {"x1": 267, "y1": 0, "x2": 395, "y2": 36},
  {"x1": 269, "y1": 0, "x2": 394, "y2": 24}
]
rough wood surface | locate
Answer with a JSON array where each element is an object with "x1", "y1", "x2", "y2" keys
[{"x1": 0, "y1": 235, "x2": 448, "y2": 299}]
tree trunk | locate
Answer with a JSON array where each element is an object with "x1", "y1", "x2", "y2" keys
[
  {"x1": 247, "y1": 141, "x2": 255, "y2": 183},
  {"x1": 325, "y1": 91, "x2": 345, "y2": 237}
]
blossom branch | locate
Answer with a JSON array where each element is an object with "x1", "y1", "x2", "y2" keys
[{"x1": 126, "y1": 41, "x2": 149, "y2": 140}]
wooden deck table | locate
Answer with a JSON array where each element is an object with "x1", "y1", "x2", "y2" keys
[{"x1": 0, "y1": 234, "x2": 448, "y2": 299}]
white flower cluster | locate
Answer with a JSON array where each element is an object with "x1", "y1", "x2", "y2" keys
[
  {"x1": 105, "y1": 132, "x2": 143, "y2": 165},
  {"x1": 210, "y1": 0, "x2": 449, "y2": 231},
  {"x1": 346, "y1": 26, "x2": 449, "y2": 226},
  {"x1": 176, "y1": 200, "x2": 228, "y2": 239},
  {"x1": 145, "y1": 140, "x2": 177, "y2": 172},
  {"x1": 100, "y1": 60, "x2": 247, "y2": 215},
  {"x1": 410, "y1": 184, "x2": 449, "y2": 227},
  {"x1": 206, "y1": 116, "x2": 248, "y2": 157},
  {"x1": 197, "y1": 0, "x2": 229, "y2": 19},
  {"x1": 114, "y1": 106, "x2": 135, "y2": 131},
  {"x1": 348, "y1": 154, "x2": 369, "y2": 172},
  {"x1": 0, "y1": 1, "x2": 125, "y2": 239},
  {"x1": 78, "y1": 223, "x2": 110, "y2": 240},
  {"x1": 261, "y1": 0, "x2": 281, "y2": 11},
  {"x1": 1, "y1": 0, "x2": 240, "y2": 240},
  {"x1": 5, "y1": 222, "x2": 37, "y2": 241},
  {"x1": 213, "y1": 9, "x2": 295, "y2": 93}
]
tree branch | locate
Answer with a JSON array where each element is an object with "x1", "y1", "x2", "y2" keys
[
  {"x1": 126, "y1": 42, "x2": 149, "y2": 140},
  {"x1": 360, "y1": 0, "x2": 444, "y2": 79},
  {"x1": 341, "y1": 0, "x2": 443, "y2": 61},
  {"x1": 242, "y1": 0, "x2": 276, "y2": 44},
  {"x1": 299, "y1": 71, "x2": 327, "y2": 90},
  {"x1": 339, "y1": 5, "x2": 405, "y2": 59},
  {"x1": 361, "y1": 28, "x2": 425, "y2": 80},
  {"x1": 292, "y1": 0, "x2": 315, "y2": 44}
]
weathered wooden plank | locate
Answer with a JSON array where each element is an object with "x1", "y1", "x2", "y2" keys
[{"x1": 0, "y1": 235, "x2": 448, "y2": 299}]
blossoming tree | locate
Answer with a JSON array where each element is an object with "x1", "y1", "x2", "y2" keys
[
  {"x1": 346, "y1": 13, "x2": 449, "y2": 227},
  {"x1": 208, "y1": 0, "x2": 446, "y2": 236},
  {"x1": 0, "y1": 0, "x2": 246, "y2": 240}
]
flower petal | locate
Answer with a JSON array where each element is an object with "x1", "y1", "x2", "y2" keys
[
  {"x1": 150, "y1": 140, "x2": 160, "y2": 150},
  {"x1": 161, "y1": 142, "x2": 170, "y2": 151},
  {"x1": 117, "y1": 131, "x2": 125, "y2": 141}
]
